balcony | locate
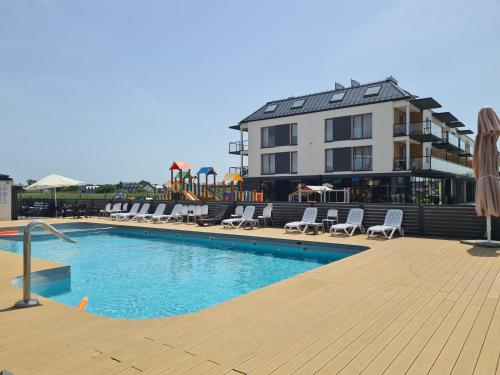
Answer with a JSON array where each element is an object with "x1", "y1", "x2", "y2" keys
[
  {"x1": 229, "y1": 166, "x2": 248, "y2": 177},
  {"x1": 433, "y1": 131, "x2": 461, "y2": 152},
  {"x1": 228, "y1": 140, "x2": 248, "y2": 155},
  {"x1": 458, "y1": 140, "x2": 472, "y2": 157},
  {"x1": 393, "y1": 120, "x2": 442, "y2": 142},
  {"x1": 411, "y1": 156, "x2": 473, "y2": 177},
  {"x1": 393, "y1": 158, "x2": 407, "y2": 171}
]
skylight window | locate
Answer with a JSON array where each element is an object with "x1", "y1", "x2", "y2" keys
[
  {"x1": 264, "y1": 104, "x2": 278, "y2": 113},
  {"x1": 330, "y1": 92, "x2": 346, "y2": 102},
  {"x1": 291, "y1": 99, "x2": 305, "y2": 109},
  {"x1": 364, "y1": 86, "x2": 381, "y2": 97}
]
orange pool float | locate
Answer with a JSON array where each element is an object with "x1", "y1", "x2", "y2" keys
[{"x1": 0, "y1": 230, "x2": 19, "y2": 236}]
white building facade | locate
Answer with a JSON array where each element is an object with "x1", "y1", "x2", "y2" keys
[{"x1": 229, "y1": 77, "x2": 475, "y2": 203}]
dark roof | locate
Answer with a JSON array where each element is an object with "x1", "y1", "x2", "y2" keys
[
  {"x1": 433, "y1": 111, "x2": 458, "y2": 123},
  {"x1": 410, "y1": 97, "x2": 441, "y2": 110},
  {"x1": 0, "y1": 174, "x2": 11, "y2": 181},
  {"x1": 447, "y1": 121, "x2": 465, "y2": 128},
  {"x1": 238, "y1": 78, "x2": 413, "y2": 124}
]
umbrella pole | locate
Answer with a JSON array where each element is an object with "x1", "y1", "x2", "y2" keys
[
  {"x1": 486, "y1": 216, "x2": 492, "y2": 241},
  {"x1": 54, "y1": 188, "x2": 57, "y2": 217}
]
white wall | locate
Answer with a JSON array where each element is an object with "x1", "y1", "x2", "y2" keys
[
  {"x1": 244, "y1": 101, "x2": 397, "y2": 177},
  {"x1": 0, "y1": 180, "x2": 12, "y2": 221}
]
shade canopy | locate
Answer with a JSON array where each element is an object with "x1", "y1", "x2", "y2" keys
[
  {"x1": 197, "y1": 167, "x2": 217, "y2": 175},
  {"x1": 222, "y1": 173, "x2": 243, "y2": 182},
  {"x1": 169, "y1": 161, "x2": 191, "y2": 170},
  {"x1": 26, "y1": 174, "x2": 84, "y2": 190},
  {"x1": 472, "y1": 107, "x2": 500, "y2": 218}
]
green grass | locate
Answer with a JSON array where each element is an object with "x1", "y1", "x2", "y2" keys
[{"x1": 18, "y1": 192, "x2": 165, "y2": 200}]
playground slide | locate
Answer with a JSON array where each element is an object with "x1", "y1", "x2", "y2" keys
[{"x1": 183, "y1": 191, "x2": 200, "y2": 201}]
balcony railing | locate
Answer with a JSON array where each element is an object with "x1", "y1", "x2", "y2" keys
[
  {"x1": 393, "y1": 158, "x2": 407, "y2": 171},
  {"x1": 229, "y1": 166, "x2": 248, "y2": 177},
  {"x1": 228, "y1": 140, "x2": 248, "y2": 154},
  {"x1": 411, "y1": 156, "x2": 473, "y2": 177},
  {"x1": 393, "y1": 120, "x2": 442, "y2": 142}
]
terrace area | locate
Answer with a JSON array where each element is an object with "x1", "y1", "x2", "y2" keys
[{"x1": 0, "y1": 217, "x2": 498, "y2": 374}]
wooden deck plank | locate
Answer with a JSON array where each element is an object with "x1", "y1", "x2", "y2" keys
[{"x1": 0, "y1": 218, "x2": 498, "y2": 375}]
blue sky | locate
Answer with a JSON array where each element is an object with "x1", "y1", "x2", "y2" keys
[{"x1": 1, "y1": 0, "x2": 499, "y2": 184}]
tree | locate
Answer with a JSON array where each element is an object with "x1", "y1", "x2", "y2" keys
[{"x1": 96, "y1": 184, "x2": 115, "y2": 194}]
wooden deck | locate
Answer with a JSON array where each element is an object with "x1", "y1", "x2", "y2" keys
[{"x1": 0, "y1": 218, "x2": 498, "y2": 374}]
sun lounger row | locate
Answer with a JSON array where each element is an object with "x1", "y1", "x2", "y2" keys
[
  {"x1": 103, "y1": 202, "x2": 210, "y2": 223},
  {"x1": 284, "y1": 207, "x2": 404, "y2": 239}
]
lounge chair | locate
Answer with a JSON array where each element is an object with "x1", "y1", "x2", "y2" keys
[
  {"x1": 366, "y1": 209, "x2": 404, "y2": 239},
  {"x1": 284, "y1": 207, "x2": 318, "y2": 233},
  {"x1": 258, "y1": 205, "x2": 273, "y2": 227},
  {"x1": 99, "y1": 203, "x2": 112, "y2": 217},
  {"x1": 188, "y1": 205, "x2": 207, "y2": 223},
  {"x1": 197, "y1": 206, "x2": 229, "y2": 226},
  {"x1": 137, "y1": 203, "x2": 166, "y2": 222},
  {"x1": 222, "y1": 206, "x2": 256, "y2": 229},
  {"x1": 111, "y1": 203, "x2": 140, "y2": 220},
  {"x1": 231, "y1": 205, "x2": 244, "y2": 218},
  {"x1": 108, "y1": 203, "x2": 123, "y2": 216},
  {"x1": 126, "y1": 203, "x2": 150, "y2": 221},
  {"x1": 159, "y1": 204, "x2": 183, "y2": 223},
  {"x1": 330, "y1": 208, "x2": 364, "y2": 236}
]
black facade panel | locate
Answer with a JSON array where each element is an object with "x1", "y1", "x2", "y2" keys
[
  {"x1": 275, "y1": 152, "x2": 290, "y2": 174},
  {"x1": 332, "y1": 116, "x2": 351, "y2": 141},
  {"x1": 333, "y1": 147, "x2": 352, "y2": 171},
  {"x1": 275, "y1": 124, "x2": 290, "y2": 146}
]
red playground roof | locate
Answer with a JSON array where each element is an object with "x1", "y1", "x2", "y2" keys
[{"x1": 169, "y1": 161, "x2": 191, "y2": 170}]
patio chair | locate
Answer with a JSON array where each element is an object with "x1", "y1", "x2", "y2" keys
[
  {"x1": 108, "y1": 203, "x2": 123, "y2": 216},
  {"x1": 99, "y1": 203, "x2": 112, "y2": 217},
  {"x1": 258, "y1": 205, "x2": 273, "y2": 227},
  {"x1": 366, "y1": 209, "x2": 404, "y2": 239},
  {"x1": 330, "y1": 208, "x2": 365, "y2": 236},
  {"x1": 158, "y1": 204, "x2": 183, "y2": 223},
  {"x1": 126, "y1": 203, "x2": 150, "y2": 221},
  {"x1": 111, "y1": 203, "x2": 140, "y2": 221},
  {"x1": 284, "y1": 207, "x2": 318, "y2": 233},
  {"x1": 197, "y1": 205, "x2": 229, "y2": 226},
  {"x1": 231, "y1": 205, "x2": 244, "y2": 218},
  {"x1": 187, "y1": 205, "x2": 204, "y2": 224},
  {"x1": 222, "y1": 206, "x2": 256, "y2": 229},
  {"x1": 137, "y1": 203, "x2": 166, "y2": 222}
]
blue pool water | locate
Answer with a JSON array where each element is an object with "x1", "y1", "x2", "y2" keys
[{"x1": 0, "y1": 224, "x2": 364, "y2": 319}]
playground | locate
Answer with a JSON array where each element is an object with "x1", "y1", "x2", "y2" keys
[{"x1": 167, "y1": 161, "x2": 263, "y2": 202}]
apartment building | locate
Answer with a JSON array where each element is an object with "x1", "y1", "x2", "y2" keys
[{"x1": 229, "y1": 77, "x2": 475, "y2": 203}]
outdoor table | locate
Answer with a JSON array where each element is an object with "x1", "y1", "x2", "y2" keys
[
  {"x1": 322, "y1": 218, "x2": 338, "y2": 233},
  {"x1": 304, "y1": 223, "x2": 323, "y2": 235}
]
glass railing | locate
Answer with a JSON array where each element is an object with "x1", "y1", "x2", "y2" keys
[
  {"x1": 229, "y1": 166, "x2": 248, "y2": 176},
  {"x1": 393, "y1": 120, "x2": 442, "y2": 139},
  {"x1": 442, "y1": 131, "x2": 460, "y2": 148},
  {"x1": 228, "y1": 140, "x2": 248, "y2": 153},
  {"x1": 393, "y1": 158, "x2": 407, "y2": 170},
  {"x1": 411, "y1": 156, "x2": 473, "y2": 177}
]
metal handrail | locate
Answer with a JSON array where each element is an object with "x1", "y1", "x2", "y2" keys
[{"x1": 14, "y1": 220, "x2": 76, "y2": 308}]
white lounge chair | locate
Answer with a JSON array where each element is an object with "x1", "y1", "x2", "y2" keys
[
  {"x1": 126, "y1": 203, "x2": 150, "y2": 221},
  {"x1": 99, "y1": 203, "x2": 111, "y2": 217},
  {"x1": 137, "y1": 203, "x2": 166, "y2": 222},
  {"x1": 187, "y1": 205, "x2": 206, "y2": 224},
  {"x1": 284, "y1": 207, "x2": 318, "y2": 233},
  {"x1": 222, "y1": 206, "x2": 256, "y2": 229},
  {"x1": 108, "y1": 203, "x2": 123, "y2": 216},
  {"x1": 330, "y1": 208, "x2": 364, "y2": 236},
  {"x1": 158, "y1": 204, "x2": 183, "y2": 223},
  {"x1": 367, "y1": 209, "x2": 404, "y2": 239},
  {"x1": 231, "y1": 205, "x2": 244, "y2": 218},
  {"x1": 258, "y1": 205, "x2": 273, "y2": 227},
  {"x1": 110, "y1": 203, "x2": 140, "y2": 220}
]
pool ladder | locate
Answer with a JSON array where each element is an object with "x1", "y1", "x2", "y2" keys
[{"x1": 14, "y1": 220, "x2": 76, "y2": 308}]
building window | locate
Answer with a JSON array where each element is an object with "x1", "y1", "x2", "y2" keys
[
  {"x1": 290, "y1": 123, "x2": 298, "y2": 145},
  {"x1": 325, "y1": 119, "x2": 334, "y2": 142},
  {"x1": 264, "y1": 103, "x2": 278, "y2": 113},
  {"x1": 353, "y1": 146, "x2": 372, "y2": 171},
  {"x1": 261, "y1": 126, "x2": 276, "y2": 148},
  {"x1": 261, "y1": 153, "x2": 275, "y2": 175},
  {"x1": 291, "y1": 152, "x2": 298, "y2": 173},
  {"x1": 291, "y1": 99, "x2": 305, "y2": 109},
  {"x1": 330, "y1": 92, "x2": 346, "y2": 102},
  {"x1": 352, "y1": 113, "x2": 372, "y2": 139},
  {"x1": 325, "y1": 149, "x2": 334, "y2": 172}
]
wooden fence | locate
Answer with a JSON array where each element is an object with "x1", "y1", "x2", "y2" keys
[{"x1": 14, "y1": 198, "x2": 499, "y2": 240}]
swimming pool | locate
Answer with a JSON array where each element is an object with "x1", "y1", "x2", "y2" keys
[{"x1": 0, "y1": 223, "x2": 365, "y2": 319}]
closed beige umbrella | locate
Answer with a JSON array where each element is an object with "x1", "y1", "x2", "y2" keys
[{"x1": 472, "y1": 107, "x2": 500, "y2": 242}]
